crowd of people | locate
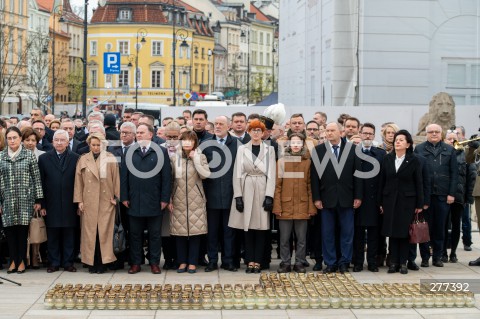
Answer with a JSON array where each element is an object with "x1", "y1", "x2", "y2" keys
[{"x1": 0, "y1": 107, "x2": 479, "y2": 276}]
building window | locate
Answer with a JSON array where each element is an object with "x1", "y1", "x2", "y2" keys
[
  {"x1": 260, "y1": 32, "x2": 263, "y2": 45},
  {"x1": 447, "y1": 64, "x2": 466, "y2": 87},
  {"x1": 260, "y1": 52, "x2": 263, "y2": 65},
  {"x1": 90, "y1": 41, "x2": 97, "y2": 56},
  {"x1": 118, "y1": 41, "x2": 129, "y2": 55},
  {"x1": 152, "y1": 41, "x2": 163, "y2": 56},
  {"x1": 90, "y1": 70, "x2": 98, "y2": 88},
  {"x1": 118, "y1": 9, "x2": 132, "y2": 21},
  {"x1": 152, "y1": 70, "x2": 163, "y2": 88},
  {"x1": 105, "y1": 74, "x2": 112, "y2": 88},
  {"x1": 267, "y1": 33, "x2": 271, "y2": 46},
  {"x1": 119, "y1": 70, "x2": 129, "y2": 87}
]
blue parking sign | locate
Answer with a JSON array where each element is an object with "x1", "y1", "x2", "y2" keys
[{"x1": 103, "y1": 52, "x2": 121, "y2": 74}]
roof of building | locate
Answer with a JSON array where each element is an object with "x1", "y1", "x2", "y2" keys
[
  {"x1": 62, "y1": 0, "x2": 84, "y2": 24},
  {"x1": 250, "y1": 2, "x2": 271, "y2": 22}
]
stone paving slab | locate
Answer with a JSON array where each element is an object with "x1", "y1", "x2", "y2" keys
[{"x1": 2, "y1": 243, "x2": 480, "y2": 318}]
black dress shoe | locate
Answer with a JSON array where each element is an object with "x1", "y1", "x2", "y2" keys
[
  {"x1": 399, "y1": 265, "x2": 408, "y2": 274},
  {"x1": 338, "y1": 264, "x2": 349, "y2": 274},
  {"x1": 64, "y1": 266, "x2": 77, "y2": 272},
  {"x1": 313, "y1": 263, "x2": 323, "y2": 271},
  {"x1": 464, "y1": 245, "x2": 472, "y2": 251},
  {"x1": 407, "y1": 261, "x2": 419, "y2": 271},
  {"x1": 421, "y1": 259, "x2": 429, "y2": 267},
  {"x1": 468, "y1": 257, "x2": 480, "y2": 266},
  {"x1": 302, "y1": 260, "x2": 310, "y2": 267},
  {"x1": 367, "y1": 265, "x2": 379, "y2": 272},
  {"x1": 224, "y1": 263, "x2": 238, "y2": 272},
  {"x1": 353, "y1": 265, "x2": 363, "y2": 272},
  {"x1": 432, "y1": 260, "x2": 444, "y2": 267},
  {"x1": 387, "y1": 264, "x2": 397, "y2": 273},
  {"x1": 277, "y1": 263, "x2": 291, "y2": 273},
  {"x1": 293, "y1": 263, "x2": 306, "y2": 273},
  {"x1": 245, "y1": 265, "x2": 254, "y2": 274},
  {"x1": 323, "y1": 265, "x2": 336, "y2": 274},
  {"x1": 205, "y1": 263, "x2": 218, "y2": 272},
  {"x1": 449, "y1": 254, "x2": 458, "y2": 263},
  {"x1": 441, "y1": 255, "x2": 448, "y2": 263},
  {"x1": 88, "y1": 266, "x2": 97, "y2": 274},
  {"x1": 47, "y1": 266, "x2": 60, "y2": 273}
]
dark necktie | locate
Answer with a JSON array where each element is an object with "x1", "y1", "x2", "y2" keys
[
  {"x1": 218, "y1": 138, "x2": 224, "y2": 145},
  {"x1": 58, "y1": 152, "x2": 66, "y2": 169},
  {"x1": 332, "y1": 145, "x2": 339, "y2": 159},
  {"x1": 142, "y1": 146, "x2": 147, "y2": 156},
  {"x1": 363, "y1": 148, "x2": 371, "y2": 155}
]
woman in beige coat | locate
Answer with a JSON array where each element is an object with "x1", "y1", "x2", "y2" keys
[
  {"x1": 169, "y1": 131, "x2": 210, "y2": 273},
  {"x1": 74, "y1": 133, "x2": 120, "y2": 273},
  {"x1": 228, "y1": 119, "x2": 276, "y2": 273}
]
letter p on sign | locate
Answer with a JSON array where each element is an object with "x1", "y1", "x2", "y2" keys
[{"x1": 103, "y1": 52, "x2": 121, "y2": 74}]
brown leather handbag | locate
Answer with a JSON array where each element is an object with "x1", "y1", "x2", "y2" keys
[
  {"x1": 409, "y1": 212, "x2": 430, "y2": 244},
  {"x1": 29, "y1": 211, "x2": 47, "y2": 244}
]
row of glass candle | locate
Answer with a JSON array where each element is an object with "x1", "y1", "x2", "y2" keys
[{"x1": 44, "y1": 289, "x2": 476, "y2": 310}]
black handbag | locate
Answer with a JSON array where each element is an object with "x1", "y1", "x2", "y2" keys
[{"x1": 113, "y1": 203, "x2": 126, "y2": 254}]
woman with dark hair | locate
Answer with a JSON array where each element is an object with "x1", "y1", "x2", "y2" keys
[
  {"x1": 168, "y1": 131, "x2": 210, "y2": 274},
  {"x1": 379, "y1": 129, "x2": 423, "y2": 274},
  {"x1": 21, "y1": 127, "x2": 44, "y2": 269},
  {"x1": 229, "y1": 119, "x2": 276, "y2": 273},
  {"x1": 273, "y1": 133, "x2": 316, "y2": 273},
  {"x1": 0, "y1": 127, "x2": 43, "y2": 274}
]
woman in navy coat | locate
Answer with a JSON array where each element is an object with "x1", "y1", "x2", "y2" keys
[{"x1": 379, "y1": 130, "x2": 423, "y2": 274}]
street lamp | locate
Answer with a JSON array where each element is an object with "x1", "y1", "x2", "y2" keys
[
  {"x1": 207, "y1": 49, "x2": 213, "y2": 95},
  {"x1": 130, "y1": 28, "x2": 147, "y2": 110},
  {"x1": 272, "y1": 45, "x2": 276, "y2": 92},
  {"x1": 240, "y1": 28, "x2": 250, "y2": 106},
  {"x1": 172, "y1": 29, "x2": 189, "y2": 106},
  {"x1": 51, "y1": 5, "x2": 64, "y2": 115}
]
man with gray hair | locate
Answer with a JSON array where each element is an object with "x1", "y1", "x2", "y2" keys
[
  {"x1": 38, "y1": 129, "x2": 80, "y2": 273},
  {"x1": 88, "y1": 111, "x2": 104, "y2": 123},
  {"x1": 414, "y1": 123, "x2": 458, "y2": 267}
]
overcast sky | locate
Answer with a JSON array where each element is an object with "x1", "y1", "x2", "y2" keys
[{"x1": 70, "y1": 0, "x2": 99, "y2": 20}]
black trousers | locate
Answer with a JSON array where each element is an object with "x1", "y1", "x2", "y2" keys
[
  {"x1": 176, "y1": 235, "x2": 201, "y2": 266},
  {"x1": 5, "y1": 225, "x2": 29, "y2": 268},
  {"x1": 244, "y1": 229, "x2": 268, "y2": 264},
  {"x1": 162, "y1": 236, "x2": 176, "y2": 265},
  {"x1": 206, "y1": 208, "x2": 235, "y2": 265},
  {"x1": 129, "y1": 215, "x2": 162, "y2": 265},
  {"x1": 353, "y1": 226, "x2": 379, "y2": 266},
  {"x1": 389, "y1": 237, "x2": 409, "y2": 265},
  {"x1": 47, "y1": 227, "x2": 75, "y2": 268},
  {"x1": 311, "y1": 212, "x2": 323, "y2": 264},
  {"x1": 443, "y1": 202, "x2": 463, "y2": 256}
]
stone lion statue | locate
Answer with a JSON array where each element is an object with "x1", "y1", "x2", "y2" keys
[{"x1": 416, "y1": 92, "x2": 456, "y2": 136}]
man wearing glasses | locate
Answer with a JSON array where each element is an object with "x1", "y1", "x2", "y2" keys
[
  {"x1": 414, "y1": 124, "x2": 458, "y2": 267},
  {"x1": 306, "y1": 121, "x2": 320, "y2": 140},
  {"x1": 32, "y1": 120, "x2": 53, "y2": 151}
]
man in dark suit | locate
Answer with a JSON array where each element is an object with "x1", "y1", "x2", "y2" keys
[
  {"x1": 192, "y1": 109, "x2": 213, "y2": 144},
  {"x1": 139, "y1": 114, "x2": 165, "y2": 145},
  {"x1": 60, "y1": 119, "x2": 81, "y2": 153},
  {"x1": 230, "y1": 112, "x2": 251, "y2": 143},
  {"x1": 352, "y1": 123, "x2": 386, "y2": 272},
  {"x1": 200, "y1": 115, "x2": 240, "y2": 272},
  {"x1": 311, "y1": 122, "x2": 363, "y2": 274},
  {"x1": 38, "y1": 129, "x2": 80, "y2": 273},
  {"x1": 33, "y1": 120, "x2": 53, "y2": 151},
  {"x1": 121, "y1": 123, "x2": 171, "y2": 274},
  {"x1": 414, "y1": 123, "x2": 458, "y2": 267}
]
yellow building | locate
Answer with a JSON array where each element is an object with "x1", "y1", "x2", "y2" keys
[
  {"x1": 0, "y1": 0, "x2": 29, "y2": 114},
  {"x1": 88, "y1": 0, "x2": 215, "y2": 106}
]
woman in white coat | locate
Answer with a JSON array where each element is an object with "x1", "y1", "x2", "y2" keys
[{"x1": 228, "y1": 119, "x2": 276, "y2": 273}]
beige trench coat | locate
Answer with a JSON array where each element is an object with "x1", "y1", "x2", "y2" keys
[
  {"x1": 228, "y1": 142, "x2": 276, "y2": 231},
  {"x1": 73, "y1": 151, "x2": 120, "y2": 266}
]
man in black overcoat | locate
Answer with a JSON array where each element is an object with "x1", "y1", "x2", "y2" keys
[
  {"x1": 120, "y1": 123, "x2": 171, "y2": 275},
  {"x1": 352, "y1": 123, "x2": 386, "y2": 272},
  {"x1": 38, "y1": 129, "x2": 80, "y2": 273}
]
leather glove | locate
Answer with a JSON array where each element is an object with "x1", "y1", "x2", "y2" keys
[
  {"x1": 263, "y1": 196, "x2": 273, "y2": 211},
  {"x1": 468, "y1": 139, "x2": 480, "y2": 149},
  {"x1": 235, "y1": 197, "x2": 244, "y2": 213}
]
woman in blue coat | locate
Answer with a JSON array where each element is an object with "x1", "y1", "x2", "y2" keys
[{"x1": 379, "y1": 130, "x2": 423, "y2": 275}]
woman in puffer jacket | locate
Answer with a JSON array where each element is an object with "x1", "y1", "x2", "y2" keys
[
  {"x1": 442, "y1": 130, "x2": 476, "y2": 263},
  {"x1": 168, "y1": 131, "x2": 210, "y2": 273},
  {"x1": 273, "y1": 133, "x2": 317, "y2": 273}
]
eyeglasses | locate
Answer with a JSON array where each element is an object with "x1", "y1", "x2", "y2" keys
[
  {"x1": 361, "y1": 132, "x2": 374, "y2": 136},
  {"x1": 250, "y1": 129, "x2": 263, "y2": 133},
  {"x1": 446, "y1": 129, "x2": 458, "y2": 134},
  {"x1": 426, "y1": 130, "x2": 441, "y2": 134},
  {"x1": 166, "y1": 135, "x2": 179, "y2": 140},
  {"x1": 120, "y1": 131, "x2": 133, "y2": 135},
  {"x1": 306, "y1": 128, "x2": 319, "y2": 131}
]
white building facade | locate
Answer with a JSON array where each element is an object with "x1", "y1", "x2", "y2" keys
[{"x1": 279, "y1": 0, "x2": 480, "y2": 107}]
